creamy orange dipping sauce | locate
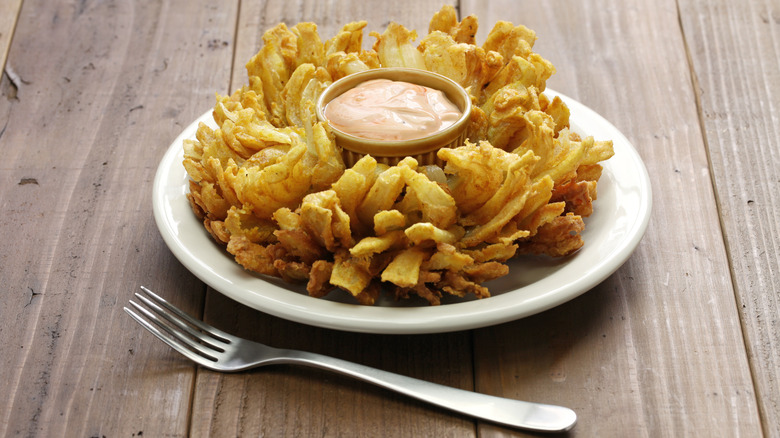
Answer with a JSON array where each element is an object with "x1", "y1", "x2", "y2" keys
[{"x1": 323, "y1": 79, "x2": 462, "y2": 141}]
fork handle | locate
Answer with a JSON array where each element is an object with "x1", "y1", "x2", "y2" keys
[{"x1": 271, "y1": 348, "x2": 576, "y2": 432}]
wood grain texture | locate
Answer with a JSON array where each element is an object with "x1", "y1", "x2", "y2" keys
[
  {"x1": 191, "y1": 294, "x2": 476, "y2": 437},
  {"x1": 0, "y1": 0, "x2": 236, "y2": 436},
  {"x1": 1, "y1": 0, "x2": 777, "y2": 436},
  {"x1": 462, "y1": 0, "x2": 762, "y2": 436},
  {"x1": 678, "y1": 0, "x2": 780, "y2": 435}
]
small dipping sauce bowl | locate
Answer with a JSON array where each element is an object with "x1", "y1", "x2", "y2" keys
[{"x1": 316, "y1": 68, "x2": 472, "y2": 167}]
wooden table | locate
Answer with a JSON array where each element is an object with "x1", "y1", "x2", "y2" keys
[{"x1": 2, "y1": 1, "x2": 777, "y2": 436}]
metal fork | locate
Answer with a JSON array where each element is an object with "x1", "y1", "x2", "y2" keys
[{"x1": 124, "y1": 286, "x2": 577, "y2": 433}]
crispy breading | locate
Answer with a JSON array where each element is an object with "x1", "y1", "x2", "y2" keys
[
  {"x1": 462, "y1": 261, "x2": 509, "y2": 284},
  {"x1": 418, "y1": 31, "x2": 503, "y2": 97},
  {"x1": 307, "y1": 260, "x2": 334, "y2": 298},
  {"x1": 551, "y1": 179, "x2": 595, "y2": 217},
  {"x1": 381, "y1": 247, "x2": 428, "y2": 288},
  {"x1": 325, "y1": 21, "x2": 367, "y2": 56},
  {"x1": 225, "y1": 206, "x2": 277, "y2": 244},
  {"x1": 280, "y1": 64, "x2": 331, "y2": 127},
  {"x1": 424, "y1": 243, "x2": 474, "y2": 271},
  {"x1": 440, "y1": 271, "x2": 490, "y2": 299},
  {"x1": 325, "y1": 51, "x2": 379, "y2": 80},
  {"x1": 274, "y1": 228, "x2": 326, "y2": 265},
  {"x1": 291, "y1": 22, "x2": 325, "y2": 67},
  {"x1": 483, "y1": 21, "x2": 537, "y2": 63},
  {"x1": 226, "y1": 235, "x2": 279, "y2": 277},
  {"x1": 370, "y1": 22, "x2": 426, "y2": 69},
  {"x1": 300, "y1": 190, "x2": 353, "y2": 251},
  {"x1": 483, "y1": 54, "x2": 555, "y2": 100},
  {"x1": 373, "y1": 210, "x2": 406, "y2": 235},
  {"x1": 516, "y1": 213, "x2": 586, "y2": 257},
  {"x1": 330, "y1": 249, "x2": 374, "y2": 297},
  {"x1": 246, "y1": 23, "x2": 298, "y2": 126},
  {"x1": 400, "y1": 165, "x2": 458, "y2": 229},
  {"x1": 438, "y1": 141, "x2": 517, "y2": 215},
  {"x1": 428, "y1": 4, "x2": 478, "y2": 44},
  {"x1": 183, "y1": 6, "x2": 616, "y2": 305}
]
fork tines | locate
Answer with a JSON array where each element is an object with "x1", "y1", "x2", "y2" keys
[{"x1": 124, "y1": 286, "x2": 228, "y2": 364}]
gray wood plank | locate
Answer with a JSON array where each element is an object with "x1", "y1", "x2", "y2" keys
[
  {"x1": 679, "y1": 0, "x2": 780, "y2": 434},
  {"x1": 462, "y1": 0, "x2": 762, "y2": 435},
  {"x1": 0, "y1": 1, "x2": 238, "y2": 436}
]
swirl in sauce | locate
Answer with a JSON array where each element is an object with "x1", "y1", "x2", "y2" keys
[{"x1": 324, "y1": 79, "x2": 462, "y2": 141}]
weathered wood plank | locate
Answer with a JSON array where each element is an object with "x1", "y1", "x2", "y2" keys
[
  {"x1": 0, "y1": 0, "x2": 237, "y2": 436},
  {"x1": 2, "y1": 0, "x2": 773, "y2": 436},
  {"x1": 678, "y1": 0, "x2": 780, "y2": 434},
  {"x1": 191, "y1": 294, "x2": 476, "y2": 437},
  {"x1": 462, "y1": 0, "x2": 762, "y2": 436},
  {"x1": 189, "y1": 1, "x2": 479, "y2": 436}
]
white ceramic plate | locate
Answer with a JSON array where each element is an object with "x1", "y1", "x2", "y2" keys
[{"x1": 152, "y1": 90, "x2": 651, "y2": 334}]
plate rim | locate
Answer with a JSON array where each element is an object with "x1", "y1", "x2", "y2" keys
[{"x1": 152, "y1": 89, "x2": 652, "y2": 334}]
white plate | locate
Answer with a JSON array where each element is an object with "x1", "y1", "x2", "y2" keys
[{"x1": 152, "y1": 90, "x2": 651, "y2": 334}]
